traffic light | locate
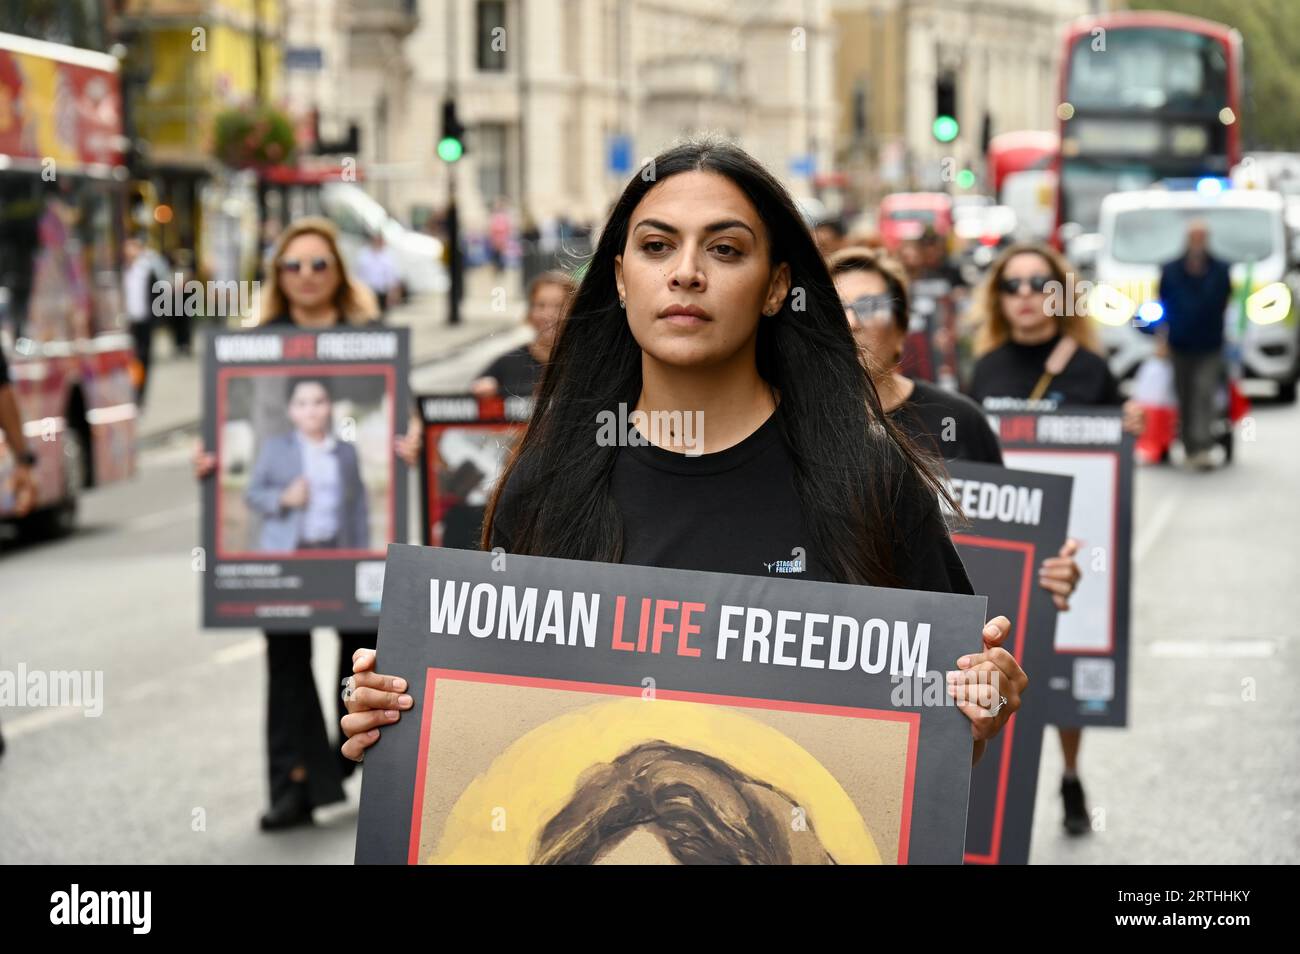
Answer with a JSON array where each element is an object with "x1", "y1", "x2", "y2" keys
[
  {"x1": 438, "y1": 98, "x2": 466, "y2": 163},
  {"x1": 933, "y1": 72, "x2": 959, "y2": 143}
]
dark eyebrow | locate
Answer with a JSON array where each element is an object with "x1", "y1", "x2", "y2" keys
[{"x1": 632, "y1": 218, "x2": 757, "y2": 240}]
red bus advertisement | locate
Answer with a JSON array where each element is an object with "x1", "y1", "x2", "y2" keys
[
  {"x1": 0, "y1": 32, "x2": 136, "y2": 533},
  {"x1": 1054, "y1": 11, "x2": 1243, "y2": 239}
]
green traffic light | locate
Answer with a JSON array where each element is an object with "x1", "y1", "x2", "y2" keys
[
  {"x1": 437, "y1": 137, "x2": 464, "y2": 162},
  {"x1": 932, "y1": 115, "x2": 959, "y2": 143},
  {"x1": 956, "y1": 169, "x2": 976, "y2": 189}
]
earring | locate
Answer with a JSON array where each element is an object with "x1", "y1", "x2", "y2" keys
[{"x1": 619, "y1": 299, "x2": 625, "y2": 309}]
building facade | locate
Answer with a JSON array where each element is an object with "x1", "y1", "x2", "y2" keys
[
  {"x1": 384, "y1": 0, "x2": 837, "y2": 234},
  {"x1": 830, "y1": 0, "x2": 1093, "y2": 204}
]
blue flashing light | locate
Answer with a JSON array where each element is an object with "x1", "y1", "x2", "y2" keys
[
  {"x1": 1157, "y1": 176, "x2": 1231, "y2": 193},
  {"x1": 1137, "y1": 301, "x2": 1165, "y2": 324}
]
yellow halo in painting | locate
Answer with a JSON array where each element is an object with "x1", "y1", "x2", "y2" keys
[{"x1": 427, "y1": 696, "x2": 883, "y2": 864}]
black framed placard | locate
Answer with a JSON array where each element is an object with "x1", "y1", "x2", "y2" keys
[
  {"x1": 946, "y1": 459, "x2": 1073, "y2": 864},
  {"x1": 356, "y1": 544, "x2": 989, "y2": 865},
  {"x1": 201, "y1": 326, "x2": 410, "y2": 630},
  {"x1": 417, "y1": 394, "x2": 530, "y2": 549},
  {"x1": 984, "y1": 401, "x2": 1134, "y2": 727}
]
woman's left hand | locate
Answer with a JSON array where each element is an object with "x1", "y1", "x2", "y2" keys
[
  {"x1": 1038, "y1": 537, "x2": 1082, "y2": 611},
  {"x1": 948, "y1": 615, "x2": 1027, "y2": 749},
  {"x1": 1122, "y1": 399, "x2": 1145, "y2": 436},
  {"x1": 395, "y1": 414, "x2": 422, "y2": 467}
]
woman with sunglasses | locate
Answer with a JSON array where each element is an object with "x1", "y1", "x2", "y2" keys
[
  {"x1": 970, "y1": 243, "x2": 1137, "y2": 410},
  {"x1": 194, "y1": 217, "x2": 422, "y2": 831},
  {"x1": 340, "y1": 140, "x2": 1028, "y2": 805},
  {"x1": 827, "y1": 248, "x2": 1083, "y2": 633},
  {"x1": 968, "y1": 242, "x2": 1142, "y2": 838}
]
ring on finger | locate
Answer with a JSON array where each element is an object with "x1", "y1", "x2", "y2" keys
[
  {"x1": 341, "y1": 676, "x2": 356, "y2": 704},
  {"x1": 988, "y1": 694, "x2": 1009, "y2": 718}
]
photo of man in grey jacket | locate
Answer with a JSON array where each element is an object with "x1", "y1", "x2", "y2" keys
[{"x1": 245, "y1": 377, "x2": 370, "y2": 552}]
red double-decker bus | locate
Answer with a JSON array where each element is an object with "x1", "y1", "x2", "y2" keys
[
  {"x1": 1054, "y1": 11, "x2": 1243, "y2": 239},
  {"x1": 0, "y1": 31, "x2": 136, "y2": 534}
]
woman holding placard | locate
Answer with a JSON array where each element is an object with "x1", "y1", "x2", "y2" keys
[{"x1": 341, "y1": 140, "x2": 1027, "y2": 793}]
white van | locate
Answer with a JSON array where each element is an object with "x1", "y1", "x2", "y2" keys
[
  {"x1": 319, "y1": 183, "x2": 449, "y2": 296},
  {"x1": 1092, "y1": 188, "x2": 1299, "y2": 402}
]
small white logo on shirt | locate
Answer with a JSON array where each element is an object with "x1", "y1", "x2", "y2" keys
[{"x1": 763, "y1": 546, "x2": 806, "y2": 574}]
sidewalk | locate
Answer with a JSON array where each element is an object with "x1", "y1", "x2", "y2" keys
[{"x1": 136, "y1": 266, "x2": 528, "y2": 445}]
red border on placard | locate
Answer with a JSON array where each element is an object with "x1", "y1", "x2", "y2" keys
[
  {"x1": 951, "y1": 534, "x2": 1034, "y2": 866},
  {"x1": 215, "y1": 364, "x2": 397, "y2": 559},
  {"x1": 1000, "y1": 448, "x2": 1119, "y2": 655},
  {"x1": 407, "y1": 668, "x2": 921, "y2": 866}
]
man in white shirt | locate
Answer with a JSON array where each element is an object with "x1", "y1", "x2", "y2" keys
[
  {"x1": 122, "y1": 235, "x2": 165, "y2": 405},
  {"x1": 355, "y1": 233, "x2": 402, "y2": 314}
]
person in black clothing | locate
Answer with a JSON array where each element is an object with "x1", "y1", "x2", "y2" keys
[
  {"x1": 827, "y1": 245, "x2": 1082, "y2": 605},
  {"x1": 194, "y1": 217, "x2": 422, "y2": 831},
  {"x1": 969, "y1": 242, "x2": 1143, "y2": 836},
  {"x1": 343, "y1": 140, "x2": 1028, "y2": 790},
  {"x1": 969, "y1": 242, "x2": 1138, "y2": 411},
  {"x1": 471, "y1": 270, "x2": 577, "y2": 399},
  {"x1": 1158, "y1": 220, "x2": 1232, "y2": 470}
]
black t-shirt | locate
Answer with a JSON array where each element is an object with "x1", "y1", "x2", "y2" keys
[
  {"x1": 491, "y1": 411, "x2": 973, "y2": 596},
  {"x1": 893, "y1": 379, "x2": 1003, "y2": 465},
  {"x1": 0, "y1": 345, "x2": 9, "y2": 387},
  {"x1": 479, "y1": 345, "x2": 542, "y2": 399},
  {"x1": 968, "y1": 336, "x2": 1122, "y2": 407}
]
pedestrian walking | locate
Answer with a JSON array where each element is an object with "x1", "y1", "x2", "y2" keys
[
  {"x1": 122, "y1": 234, "x2": 166, "y2": 406},
  {"x1": 355, "y1": 232, "x2": 402, "y2": 314},
  {"x1": 1157, "y1": 220, "x2": 1232, "y2": 471},
  {"x1": 194, "y1": 217, "x2": 422, "y2": 831},
  {"x1": 967, "y1": 241, "x2": 1143, "y2": 836}
]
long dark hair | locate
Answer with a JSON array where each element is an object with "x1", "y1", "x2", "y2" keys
[
  {"x1": 532, "y1": 742, "x2": 835, "y2": 865},
  {"x1": 482, "y1": 138, "x2": 948, "y2": 586}
]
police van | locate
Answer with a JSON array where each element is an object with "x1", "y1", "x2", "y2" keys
[{"x1": 1091, "y1": 186, "x2": 1300, "y2": 402}]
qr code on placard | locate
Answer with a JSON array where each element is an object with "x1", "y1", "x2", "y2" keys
[
  {"x1": 1072, "y1": 658, "x2": 1115, "y2": 702},
  {"x1": 355, "y1": 561, "x2": 386, "y2": 604}
]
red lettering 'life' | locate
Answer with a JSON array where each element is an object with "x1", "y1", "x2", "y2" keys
[
  {"x1": 611, "y1": 595, "x2": 635, "y2": 651},
  {"x1": 677, "y1": 602, "x2": 705, "y2": 658}
]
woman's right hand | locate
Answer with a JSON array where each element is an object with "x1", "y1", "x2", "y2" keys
[
  {"x1": 470, "y1": 376, "x2": 500, "y2": 398},
  {"x1": 341, "y1": 648, "x2": 414, "y2": 763},
  {"x1": 279, "y1": 476, "x2": 309, "y2": 509},
  {"x1": 193, "y1": 441, "x2": 217, "y2": 480}
]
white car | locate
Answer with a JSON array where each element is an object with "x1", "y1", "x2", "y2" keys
[
  {"x1": 1092, "y1": 188, "x2": 1299, "y2": 402},
  {"x1": 320, "y1": 183, "x2": 449, "y2": 296}
]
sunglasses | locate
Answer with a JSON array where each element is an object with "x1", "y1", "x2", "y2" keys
[
  {"x1": 279, "y1": 257, "x2": 333, "y2": 274},
  {"x1": 844, "y1": 294, "x2": 897, "y2": 326},
  {"x1": 998, "y1": 275, "x2": 1053, "y2": 295}
]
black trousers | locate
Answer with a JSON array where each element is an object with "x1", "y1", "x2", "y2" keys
[
  {"x1": 129, "y1": 319, "x2": 154, "y2": 405},
  {"x1": 264, "y1": 629, "x2": 371, "y2": 809}
]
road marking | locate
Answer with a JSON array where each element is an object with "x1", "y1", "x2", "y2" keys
[
  {"x1": 1148, "y1": 639, "x2": 1277, "y2": 658},
  {"x1": 6, "y1": 638, "x2": 267, "y2": 738},
  {"x1": 1133, "y1": 488, "x2": 1182, "y2": 563},
  {"x1": 124, "y1": 502, "x2": 199, "y2": 533},
  {"x1": 1, "y1": 705, "x2": 90, "y2": 738},
  {"x1": 212, "y1": 638, "x2": 265, "y2": 666}
]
